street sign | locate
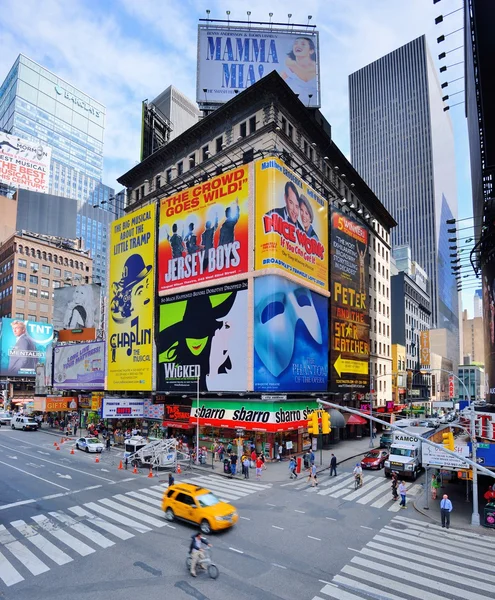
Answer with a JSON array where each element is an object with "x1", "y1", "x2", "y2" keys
[
  {"x1": 449, "y1": 376, "x2": 455, "y2": 399},
  {"x1": 476, "y1": 457, "x2": 485, "y2": 464},
  {"x1": 421, "y1": 443, "x2": 470, "y2": 469},
  {"x1": 409, "y1": 389, "x2": 421, "y2": 397},
  {"x1": 261, "y1": 394, "x2": 287, "y2": 402}
]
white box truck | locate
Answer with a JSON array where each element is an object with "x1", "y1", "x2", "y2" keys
[{"x1": 384, "y1": 426, "x2": 437, "y2": 480}]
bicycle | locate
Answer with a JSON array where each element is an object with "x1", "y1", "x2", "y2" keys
[
  {"x1": 186, "y1": 548, "x2": 219, "y2": 579},
  {"x1": 354, "y1": 474, "x2": 363, "y2": 489}
]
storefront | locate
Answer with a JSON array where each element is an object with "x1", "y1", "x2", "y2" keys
[
  {"x1": 161, "y1": 402, "x2": 195, "y2": 442},
  {"x1": 189, "y1": 399, "x2": 319, "y2": 460},
  {"x1": 33, "y1": 396, "x2": 78, "y2": 427}
]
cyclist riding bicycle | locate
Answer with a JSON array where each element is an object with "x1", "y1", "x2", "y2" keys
[
  {"x1": 353, "y1": 463, "x2": 363, "y2": 487},
  {"x1": 189, "y1": 532, "x2": 212, "y2": 577}
]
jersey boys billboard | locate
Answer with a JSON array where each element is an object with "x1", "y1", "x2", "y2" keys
[
  {"x1": 197, "y1": 27, "x2": 321, "y2": 107},
  {"x1": 0, "y1": 318, "x2": 54, "y2": 377},
  {"x1": 255, "y1": 158, "x2": 328, "y2": 291},
  {"x1": 158, "y1": 166, "x2": 249, "y2": 293},
  {"x1": 107, "y1": 204, "x2": 155, "y2": 391},
  {"x1": 329, "y1": 211, "x2": 370, "y2": 392},
  {"x1": 254, "y1": 275, "x2": 328, "y2": 392},
  {"x1": 157, "y1": 280, "x2": 248, "y2": 392}
]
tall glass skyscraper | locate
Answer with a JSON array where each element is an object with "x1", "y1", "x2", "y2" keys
[
  {"x1": 0, "y1": 54, "x2": 115, "y2": 287},
  {"x1": 349, "y1": 35, "x2": 460, "y2": 365}
]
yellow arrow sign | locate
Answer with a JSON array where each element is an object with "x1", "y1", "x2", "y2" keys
[{"x1": 334, "y1": 354, "x2": 369, "y2": 377}]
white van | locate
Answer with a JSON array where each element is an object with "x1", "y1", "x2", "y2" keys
[{"x1": 12, "y1": 416, "x2": 38, "y2": 431}]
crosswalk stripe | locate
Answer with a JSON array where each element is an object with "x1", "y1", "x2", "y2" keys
[
  {"x1": 293, "y1": 473, "x2": 347, "y2": 491},
  {"x1": 356, "y1": 479, "x2": 393, "y2": 505},
  {"x1": 342, "y1": 563, "x2": 452, "y2": 600},
  {"x1": 318, "y1": 581, "x2": 370, "y2": 599},
  {"x1": 11, "y1": 520, "x2": 72, "y2": 565},
  {"x1": 136, "y1": 488, "x2": 164, "y2": 500},
  {"x1": 392, "y1": 517, "x2": 495, "y2": 551},
  {"x1": 83, "y1": 502, "x2": 151, "y2": 533},
  {"x1": 332, "y1": 575, "x2": 403, "y2": 600},
  {"x1": 371, "y1": 533, "x2": 492, "y2": 573},
  {"x1": 351, "y1": 555, "x2": 490, "y2": 600},
  {"x1": 366, "y1": 539, "x2": 495, "y2": 584},
  {"x1": 0, "y1": 549, "x2": 24, "y2": 587},
  {"x1": 381, "y1": 525, "x2": 490, "y2": 558},
  {"x1": 179, "y1": 479, "x2": 243, "y2": 500},
  {"x1": 316, "y1": 477, "x2": 355, "y2": 496},
  {"x1": 337, "y1": 476, "x2": 385, "y2": 500},
  {"x1": 31, "y1": 515, "x2": 95, "y2": 556},
  {"x1": 126, "y1": 491, "x2": 162, "y2": 507},
  {"x1": 395, "y1": 514, "x2": 493, "y2": 541},
  {"x1": 98, "y1": 498, "x2": 166, "y2": 528},
  {"x1": 67, "y1": 506, "x2": 134, "y2": 541},
  {"x1": 184, "y1": 475, "x2": 271, "y2": 492},
  {"x1": 48, "y1": 511, "x2": 114, "y2": 549},
  {"x1": 112, "y1": 494, "x2": 164, "y2": 517},
  {"x1": 0, "y1": 524, "x2": 49, "y2": 575}
]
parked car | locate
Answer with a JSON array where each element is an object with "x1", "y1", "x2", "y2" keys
[
  {"x1": 0, "y1": 412, "x2": 12, "y2": 425},
  {"x1": 361, "y1": 449, "x2": 389, "y2": 470},
  {"x1": 75, "y1": 437, "x2": 104, "y2": 453},
  {"x1": 162, "y1": 483, "x2": 238, "y2": 534},
  {"x1": 379, "y1": 430, "x2": 393, "y2": 448},
  {"x1": 418, "y1": 419, "x2": 439, "y2": 429},
  {"x1": 11, "y1": 416, "x2": 38, "y2": 431}
]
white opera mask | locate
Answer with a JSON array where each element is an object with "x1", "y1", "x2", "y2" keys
[{"x1": 254, "y1": 276, "x2": 322, "y2": 377}]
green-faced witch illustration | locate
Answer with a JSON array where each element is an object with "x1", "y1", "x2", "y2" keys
[{"x1": 158, "y1": 291, "x2": 238, "y2": 390}]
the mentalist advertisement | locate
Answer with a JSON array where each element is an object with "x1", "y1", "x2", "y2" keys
[
  {"x1": 255, "y1": 158, "x2": 328, "y2": 290},
  {"x1": 107, "y1": 204, "x2": 155, "y2": 390},
  {"x1": 158, "y1": 166, "x2": 249, "y2": 294},
  {"x1": 0, "y1": 318, "x2": 54, "y2": 376}
]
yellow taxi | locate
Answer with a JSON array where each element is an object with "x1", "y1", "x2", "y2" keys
[{"x1": 161, "y1": 483, "x2": 238, "y2": 534}]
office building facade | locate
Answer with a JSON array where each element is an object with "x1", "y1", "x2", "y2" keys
[
  {"x1": 0, "y1": 54, "x2": 113, "y2": 204},
  {"x1": 349, "y1": 36, "x2": 460, "y2": 367}
]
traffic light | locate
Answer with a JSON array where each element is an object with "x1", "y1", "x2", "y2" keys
[
  {"x1": 321, "y1": 411, "x2": 331, "y2": 434},
  {"x1": 307, "y1": 411, "x2": 319, "y2": 435},
  {"x1": 442, "y1": 431, "x2": 455, "y2": 451}
]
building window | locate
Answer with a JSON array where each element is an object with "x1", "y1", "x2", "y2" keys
[
  {"x1": 249, "y1": 116, "x2": 256, "y2": 134},
  {"x1": 41, "y1": 278, "x2": 49, "y2": 287},
  {"x1": 64, "y1": 270, "x2": 71, "y2": 280},
  {"x1": 53, "y1": 281, "x2": 61, "y2": 288},
  {"x1": 16, "y1": 285, "x2": 26, "y2": 295},
  {"x1": 42, "y1": 265, "x2": 50, "y2": 274},
  {"x1": 28, "y1": 314, "x2": 36, "y2": 321},
  {"x1": 39, "y1": 316, "x2": 48, "y2": 323},
  {"x1": 215, "y1": 136, "x2": 223, "y2": 153},
  {"x1": 166, "y1": 168, "x2": 172, "y2": 183},
  {"x1": 155, "y1": 175, "x2": 161, "y2": 189},
  {"x1": 29, "y1": 288, "x2": 38, "y2": 297},
  {"x1": 177, "y1": 161, "x2": 183, "y2": 176},
  {"x1": 54, "y1": 268, "x2": 61, "y2": 277},
  {"x1": 202, "y1": 145, "x2": 209, "y2": 161},
  {"x1": 16, "y1": 299, "x2": 25, "y2": 309},
  {"x1": 18, "y1": 272, "x2": 26, "y2": 282},
  {"x1": 281, "y1": 117, "x2": 287, "y2": 134},
  {"x1": 18, "y1": 259, "x2": 27, "y2": 268},
  {"x1": 40, "y1": 291, "x2": 49, "y2": 300},
  {"x1": 288, "y1": 124, "x2": 293, "y2": 140},
  {"x1": 239, "y1": 122, "x2": 247, "y2": 138},
  {"x1": 29, "y1": 274, "x2": 38, "y2": 284},
  {"x1": 30, "y1": 262, "x2": 39, "y2": 271},
  {"x1": 15, "y1": 313, "x2": 24, "y2": 320},
  {"x1": 189, "y1": 153, "x2": 196, "y2": 168}
]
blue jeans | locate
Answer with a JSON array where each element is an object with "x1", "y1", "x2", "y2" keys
[
  {"x1": 231, "y1": 464, "x2": 236, "y2": 476},
  {"x1": 400, "y1": 494, "x2": 406, "y2": 507}
]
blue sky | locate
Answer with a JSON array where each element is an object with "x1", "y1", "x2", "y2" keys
[{"x1": 0, "y1": 0, "x2": 478, "y2": 313}]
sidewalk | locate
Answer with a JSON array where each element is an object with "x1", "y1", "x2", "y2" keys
[{"x1": 189, "y1": 437, "x2": 374, "y2": 484}]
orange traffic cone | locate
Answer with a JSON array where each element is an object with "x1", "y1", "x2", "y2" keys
[
  {"x1": 54, "y1": 441, "x2": 58, "y2": 447},
  {"x1": 118, "y1": 460, "x2": 123, "y2": 470},
  {"x1": 132, "y1": 465, "x2": 138, "y2": 474},
  {"x1": 56, "y1": 445, "x2": 60, "y2": 450},
  {"x1": 70, "y1": 448, "x2": 75, "y2": 455},
  {"x1": 176, "y1": 464, "x2": 181, "y2": 474},
  {"x1": 95, "y1": 454, "x2": 100, "y2": 463},
  {"x1": 60, "y1": 437, "x2": 65, "y2": 444},
  {"x1": 148, "y1": 468, "x2": 153, "y2": 478}
]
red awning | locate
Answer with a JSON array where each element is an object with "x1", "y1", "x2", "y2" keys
[
  {"x1": 346, "y1": 414, "x2": 367, "y2": 425},
  {"x1": 162, "y1": 421, "x2": 194, "y2": 430}
]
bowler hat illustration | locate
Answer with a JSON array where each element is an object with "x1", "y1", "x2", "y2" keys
[{"x1": 117, "y1": 254, "x2": 152, "y2": 291}]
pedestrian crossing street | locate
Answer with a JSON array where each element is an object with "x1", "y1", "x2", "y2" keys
[
  {"x1": 0, "y1": 475, "x2": 270, "y2": 588},
  {"x1": 311, "y1": 514, "x2": 495, "y2": 600},
  {"x1": 281, "y1": 471, "x2": 423, "y2": 511}
]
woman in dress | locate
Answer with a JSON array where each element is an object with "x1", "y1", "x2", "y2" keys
[
  {"x1": 281, "y1": 37, "x2": 317, "y2": 105},
  {"x1": 63, "y1": 286, "x2": 95, "y2": 329}
]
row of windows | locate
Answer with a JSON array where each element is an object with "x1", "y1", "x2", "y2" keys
[
  {"x1": 371, "y1": 341, "x2": 391, "y2": 357},
  {"x1": 14, "y1": 313, "x2": 49, "y2": 323},
  {"x1": 15, "y1": 298, "x2": 49, "y2": 312},
  {"x1": 17, "y1": 246, "x2": 89, "y2": 271}
]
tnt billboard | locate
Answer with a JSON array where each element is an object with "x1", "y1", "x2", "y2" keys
[
  {"x1": 0, "y1": 318, "x2": 54, "y2": 377},
  {"x1": 158, "y1": 166, "x2": 249, "y2": 293},
  {"x1": 197, "y1": 26, "x2": 321, "y2": 107}
]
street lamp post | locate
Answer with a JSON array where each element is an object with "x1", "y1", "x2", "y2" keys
[{"x1": 196, "y1": 372, "x2": 200, "y2": 465}]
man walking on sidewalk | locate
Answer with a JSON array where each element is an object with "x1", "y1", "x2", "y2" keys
[
  {"x1": 330, "y1": 454, "x2": 337, "y2": 477},
  {"x1": 440, "y1": 494, "x2": 453, "y2": 528},
  {"x1": 398, "y1": 481, "x2": 407, "y2": 508}
]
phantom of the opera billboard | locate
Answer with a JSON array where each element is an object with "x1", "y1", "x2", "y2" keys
[
  {"x1": 158, "y1": 166, "x2": 249, "y2": 294},
  {"x1": 255, "y1": 158, "x2": 328, "y2": 291},
  {"x1": 253, "y1": 275, "x2": 328, "y2": 392},
  {"x1": 157, "y1": 280, "x2": 248, "y2": 393},
  {"x1": 52, "y1": 284, "x2": 101, "y2": 341},
  {"x1": 0, "y1": 318, "x2": 54, "y2": 377},
  {"x1": 107, "y1": 204, "x2": 155, "y2": 391},
  {"x1": 197, "y1": 26, "x2": 321, "y2": 107},
  {"x1": 0, "y1": 131, "x2": 52, "y2": 193},
  {"x1": 53, "y1": 341, "x2": 105, "y2": 390},
  {"x1": 329, "y1": 211, "x2": 370, "y2": 393}
]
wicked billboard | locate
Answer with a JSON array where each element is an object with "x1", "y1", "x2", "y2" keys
[
  {"x1": 158, "y1": 166, "x2": 249, "y2": 294},
  {"x1": 253, "y1": 275, "x2": 328, "y2": 392},
  {"x1": 255, "y1": 158, "x2": 328, "y2": 291},
  {"x1": 329, "y1": 211, "x2": 370, "y2": 392},
  {"x1": 157, "y1": 280, "x2": 248, "y2": 392}
]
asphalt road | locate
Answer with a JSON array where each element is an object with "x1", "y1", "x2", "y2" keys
[{"x1": 1, "y1": 428, "x2": 494, "y2": 600}]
